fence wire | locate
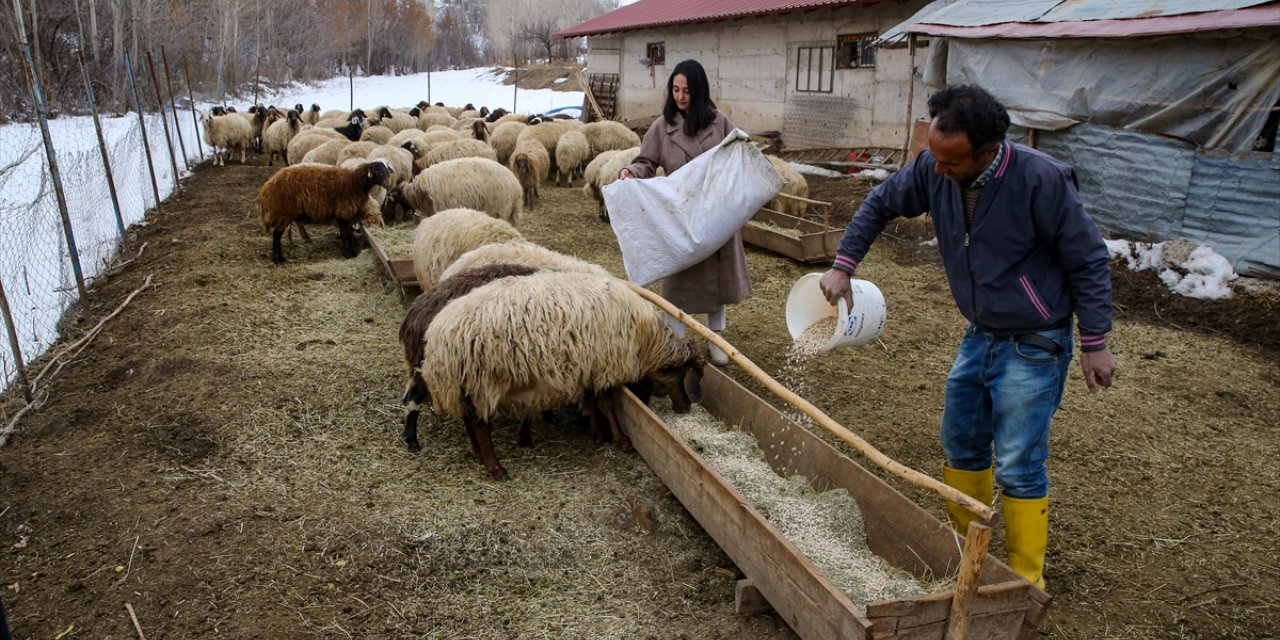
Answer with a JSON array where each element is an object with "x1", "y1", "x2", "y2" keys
[{"x1": 0, "y1": 92, "x2": 197, "y2": 393}]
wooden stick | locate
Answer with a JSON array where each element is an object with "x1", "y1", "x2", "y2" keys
[
  {"x1": 624, "y1": 282, "x2": 996, "y2": 522},
  {"x1": 125, "y1": 602, "x2": 147, "y2": 640},
  {"x1": 945, "y1": 522, "x2": 993, "y2": 640},
  {"x1": 577, "y1": 70, "x2": 606, "y2": 122}
]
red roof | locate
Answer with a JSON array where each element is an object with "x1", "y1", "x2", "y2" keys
[{"x1": 555, "y1": 0, "x2": 868, "y2": 38}]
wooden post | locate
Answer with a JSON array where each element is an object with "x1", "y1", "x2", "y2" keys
[
  {"x1": 0, "y1": 276, "x2": 32, "y2": 402},
  {"x1": 145, "y1": 50, "x2": 182, "y2": 189},
  {"x1": 348, "y1": 67, "x2": 354, "y2": 111},
  {"x1": 902, "y1": 33, "x2": 918, "y2": 158},
  {"x1": 512, "y1": 50, "x2": 519, "y2": 113},
  {"x1": 624, "y1": 282, "x2": 996, "y2": 522},
  {"x1": 945, "y1": 522, "x2": 993, "y2": 640},
  {"x1": 181, "y1": 57, "x2": 205, "y2": 160},
  {"x1": 77, "y1": 51, "x2": 126, "y2": 239},
  {"x1": 160, "y1": 46, "x2": 190, "y2": 171}
]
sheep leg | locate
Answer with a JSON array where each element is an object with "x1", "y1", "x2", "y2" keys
[
  {"x1": 597, "y1": 388, "x2": 631, "y2": 450},
  {"x1": 465, "y1": 415, "x2": 509, "y2": 480},
  {"x1": 271, "y1": 229, "x2": 286, "y2": 265},
  {"x1": 337, "y1": 219, "x2": 359, "y2": 258},
  {"x1": 401, "y1": 377, "x2": 430, "y2": 453},
  {"x1": 518, "y1": 418, "x2": 534, "y2": 448}
]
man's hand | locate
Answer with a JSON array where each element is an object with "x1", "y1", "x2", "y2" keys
[
  {"x1": 1080, "y1": 348, "x2": 1116, "y2": 391},
  {"x1": 818, "y1": 269, "x2": 853, "y2": 309}
]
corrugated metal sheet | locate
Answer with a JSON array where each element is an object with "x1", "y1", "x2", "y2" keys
[
  {"x1": 1036, "y1": 124, "x2": 1194, "y2": 240},
  {"x1": 1034, "y1": 124, "x2": 1280, "y2": 276},
  {"x1": 908, "y1": 6, "x2": 1280, "y2": 38},
  {"x1": 1182, "y1": 151, "x2": 1280, "y2": 278},
  {"x1": 917, "y1": 0, "x2": 1272, "y2": 27},
  {"x1": 556, "y1": 0, "x2": 866, "y2": 38}
]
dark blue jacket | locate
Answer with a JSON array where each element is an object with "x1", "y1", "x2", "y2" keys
[{"x1": 833, "y1": 141, "x2": 1112, "y2": 350}]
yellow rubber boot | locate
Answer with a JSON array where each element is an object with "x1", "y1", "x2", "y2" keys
[
  {"x1": 942, "y1": 465, "x2": 994, "y2": 534},
  {"x1": 1003, "y1": 495, "x2": 1049, "y2": 590}
]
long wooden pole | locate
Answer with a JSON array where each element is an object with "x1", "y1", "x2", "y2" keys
[
  {"x1": 902, "y1": 33, "x2": 918, "y2": 158},
  {"x1": 626, "y1": 281, "x2": 996, "y2": 522},
  {"x1": 945, "y1": 522, "x2": 993, "y2": 640}
]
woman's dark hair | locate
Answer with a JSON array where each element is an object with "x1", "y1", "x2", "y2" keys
[
  {"x1": 663, "y1": 59, "x2": 717, "y2": 137},
  {"x1": 927, "y1": 84, "x2": 1010, "y2": 156}
]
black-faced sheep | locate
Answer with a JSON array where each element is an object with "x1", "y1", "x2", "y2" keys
[
  {"x1": 469, "y1": 119, "x2": 490, "y2": 143},
  {"x1": 421, "y1": 270, "x2": 705, "y2": 479},
  {"x1": 395, "y1": 157, "x2": 524, "y2": 225},
  {"x1": 333, "y1": 114, "x2": 368, "y2": 142},
  {"x1": 200, "y1": 111, "x2": 254, "y2": 166},
  {"x1": 484, "y1": 108, "x2": 510, "y2": 123},
  {"x1": 509, "y1": 138, "x2": 550, "y2": 209},
  {"x1": 399, "y1": 263, "x2": 541, "y2": 452},
  {"x1": 257, "y1": 160, "x2": 394, "y2": 264},
  {"x1": 262, "y1": 109, "x2": 303, "y2": 166},
  {"x1": 409, "y1": 207, "x2": 524, "y2": 289},
  {"x1": 554, "y1": 130, "x2": 590, "y2": 187}
]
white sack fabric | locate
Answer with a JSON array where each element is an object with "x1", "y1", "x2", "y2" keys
[{"x1": 603, "y1": 129, "x2": 784, "y2": 286}]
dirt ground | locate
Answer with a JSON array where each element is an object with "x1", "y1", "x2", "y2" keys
[{"x1": 0, "y1": 138, "x2": 1278, "y2": 638}]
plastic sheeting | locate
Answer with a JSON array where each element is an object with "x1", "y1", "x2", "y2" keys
[{"x1": 922, "y1": 31, "x2": 1280, "y2": 152}]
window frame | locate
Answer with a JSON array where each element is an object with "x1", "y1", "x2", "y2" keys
[
  {"x1": 795, "y1": 45, "x2": 835, "y2": 93},
  {"x1": 836, "y1": 32, "x2": 878, "y2": 70},
  {"x1": 645, "y1": 42, "x2": 665, "y2": 66}
]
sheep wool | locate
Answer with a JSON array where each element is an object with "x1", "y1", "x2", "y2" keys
[
  {"x1": 201, "y1": 112, "x2": 254, "y2": 166},
  {"x1": 441, "y1": 240, "x2": 611, "y2": 282},
  {"x1": 554, "y1": 130, "x2": 591, "y2": 187},
  {"x1": 509, "y1": 138, "x2": 550, "y2": 209},
  {"x1": 583, "y1": 121, "x2": 642, "y2": 157},
  {"x1": 299, "y1": 139, "x2": 350, "y2": 166},
  {"x1": 287, "y1": 129, "x2": 348, "y2": 165},
  {"x1": 257, "y1": 160, "x2": 394, "y2": 264},
  {"x1": 409, "y1": 207, "x2": 524, "y2": 289},
  {"x1": 423, "y1": 270, "x2": 696, "y2": 422},
  {"x1": 766, "y1": 156, "x2": 810, "y2": 217},
  {"x1": 489, "y1": 121, "x2": 527, "y2": 166},
  {"x1": 360, "y1": 125, "x2": 395, "y2": 145},
  {"x1": 336, "y1": 141, "x2": 378, "y2": 166},
  {"x1": 262, "y1": 110, "x2": 304, "y2": 166},
  {"x1": 424, "y1": 138, "x2": 499, "y2": 167},
  {"x1": 400, "y1": 157, "x2": 524, "y2": 225}
]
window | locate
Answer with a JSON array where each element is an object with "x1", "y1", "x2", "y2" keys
[
  {"x1": 644, "y1": 42, "x2": 665, "y2": 66},
  {"x1": 795, "y1": 46, "x2": 834, "y2": 93},
  {"x1": 837, "y1": 33, "x2": 877, "y2": 69}
]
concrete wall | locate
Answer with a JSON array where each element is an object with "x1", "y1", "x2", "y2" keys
[{"x1": 583, "y1": 1, "x2": 931, "y2": 149}]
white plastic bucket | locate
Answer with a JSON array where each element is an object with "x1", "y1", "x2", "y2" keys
[{"x1": 785, "y1": 273, "x2": 887, "y2": 352}]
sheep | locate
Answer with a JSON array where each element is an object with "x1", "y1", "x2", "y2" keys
[
  {"x1": 416, "y1": 112, "x2": 457, "y2": 131},
  {"x1": 289, "y1": 129, "x2": 348, "y2": 165},
  {"x1": 489, "y1": 121, "x2": 527, "y2": 166},
  {"x1": 333, "y1": 114, "x2": 368, "y2": 141},
  {"x1": 393, "y1": 157, "x2": 524, "y2": 225},
  {"x1": 262, "y1": 109, "x2": 304, "y2": 166},
  {"x1": 360, "y1": 125, "x2": 394, "y2": 145},
  {"x1": 319, "y1": 109, "x2": 349, "y2": 121},
  {"x1": 441, "y1": 240, "x2": 611, "y2": 282},
  {"x1": 491, "y1": 113, "x2": 528, "y2": 126},
  {"x1": 509, "y1": 138, "x2": 550, "y2": 209},
  {"x1": 584, "y1": 147, "x2": 641, "y2": 220},
  {"x1": 424, "y1": 138, "x2": 499, "y2": 167},
  {"x1": 583, "y1": 121, "x2": 642, "y2": 157},
  {"x1": 200, "y1": 111, "x2": 254, "y2": 166},
  {"x1": 336, "y1": 141, "x2": 378, "y2": 166},
  {"x1": 399, "y1": 263, "x2": 541, "y2": 452},
  {"x1": 581, "y1": 149, "x2": 625, "y2": 200},
  {"x1": 388, "y1": 128, "x2": 431, "y2": 150},
  {"x1": 256, "y1": 159, "x2": 394, "y2": 264},
  {"x1": 484, "y1": 108, "x2": 510, "y2": 123},
  {"x1": 366, "y1": 144, "x2": 415, "y2": 189},
  {"x1": 409, "y1": 207, "x2": 524, "y2": 290},
  {"x1": 469, "y1": 119, "x2": 490, "y2": 142},
  {"x1": 516, "y1": 120, "x2": 569, "y2": 174},
  {"x1": 299, "y1": 139, "x2": 350, "y2": 165},
  {"x1": 420, "y1": 270, "x2": 705, "y2": 479},
  {"x1": 766, "y1": 156, "x2": 811, "y2": 217},
  {"x1": 295, "y1": 103, "x2": 321, "y2": 126},
  {"x1": 554, "y1": 130, "x2": 590, "y2": 187}
]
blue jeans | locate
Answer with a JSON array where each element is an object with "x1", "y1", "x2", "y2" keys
[{"x1": 940, "y1": 324, "x2": 1073, "y2": 499}]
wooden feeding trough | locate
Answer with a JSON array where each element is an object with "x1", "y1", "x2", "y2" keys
[
  {"x1": 618, "y1": 368, "x2": 1048, "y2": 639},
  {"x1": 741, "y1": 193, "x2": 845, "y2": 263},
  {"x1": 618, "y1": 285, "x2": 1049, "y2": 640},
  {"x1": 365, "y1": 227, "x2": 418, "y2": 288}
]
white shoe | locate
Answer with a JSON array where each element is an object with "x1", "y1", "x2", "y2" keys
[{"x1": 708, "y1": 342, "x2": 729, "y2": 366}]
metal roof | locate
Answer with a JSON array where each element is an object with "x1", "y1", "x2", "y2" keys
[{"x1": 555, "y1": 0, "x2": 869, "y2": 39}]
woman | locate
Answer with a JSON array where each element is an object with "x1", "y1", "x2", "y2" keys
[{"x1": 618, "y1": 59, "x2": 750, "y2": 365}]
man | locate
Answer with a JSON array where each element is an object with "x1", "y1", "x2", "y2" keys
[{"x1": 819, "y1": 84, "x2": 1117, "y2": 590}]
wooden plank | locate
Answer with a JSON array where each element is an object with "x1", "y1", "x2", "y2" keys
[
  {"x1": 735, "y1": 579, "x2": 773, "y2": 615},
  {"x1": 698, "y1": 367, "x2": 1036, "y2": 596},
  {"x1": 618, "y1": 388, "x2": 872, "y2": 640},
  {"x1": 365, "y1": 231, "x2": 418, "y2": 286},
  {"x1": 742, "y1": 209, "x2": 843, "y2": 263}
]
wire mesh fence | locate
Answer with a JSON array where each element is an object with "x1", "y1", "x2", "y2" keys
[{"x1": 0, "y1": 48, "x2": 203, "y2": 398}]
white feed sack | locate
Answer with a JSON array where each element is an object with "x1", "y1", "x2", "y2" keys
[{"x1": 603, "y1": 129, "x2": 785, "y2": 286}]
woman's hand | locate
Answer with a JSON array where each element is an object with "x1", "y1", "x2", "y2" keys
[{"x1": 618, "y1": 168, "x2": 633, "y2": 180}]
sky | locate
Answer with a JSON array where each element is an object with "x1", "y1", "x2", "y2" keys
[{"x1": 0, "y1": 68, "x2": 1244, "y2": 390}]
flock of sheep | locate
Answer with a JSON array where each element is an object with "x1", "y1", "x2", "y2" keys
[{"x1": 198, "y1": 99, "x2": 731, "y2": 479}]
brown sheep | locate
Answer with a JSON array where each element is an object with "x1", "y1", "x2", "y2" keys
[{"x1": 257, "y1": 160, "x2": 394, "y2": 264}]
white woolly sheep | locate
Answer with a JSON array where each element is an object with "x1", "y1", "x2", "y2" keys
[
  {"x1": 300, "y1": 103, "x2": 321, "y2": 126},
  {"x1": 416, "y1": 112, "x2": 457, "y2": 130},
  {"x1": 262, "y1": 109, "x2": 304, "y2": 166},
  {"x1": 375, "y1": 107, "x2": 418, "y2": 133},
  {"x1": 583, "y1": 121, "x2": 642, "y2": 157},
  {"x1": 766, "y1": 156, "x2": 810, "y2": 217},
  {"x1": 491, "y1": 113, "x2": 527, "y2": 126},
  {"x1": 584, "y1": 147, "x2": 641, "y2": 220},
  {"x1": 360, "y1": 125, "x2": 394, "y2": 145},
  {"x1": 288, "y1": 128, "x2": 348, "y2": 163},
  {"x1": 388, "y1": 128, "x2": 431, "y2": 150},
  {"x1": 200, "y1": 111, "x2": 254, "y2": 166},
  {"x1": 509, "y1": 138, "x2": 550, "y2": 209},
  {"x1": 515, "y1": 120, "x2": 569, "y2": 174},
  {"x1": 300, "y1": 139, "x2": 351, "y2": 165},
  {"x1": 424, "y1": 138, "x2": 499, "y2": 167},
  {"x1": 336, "y1": 141, "x2": 378, "y2": 166},
  {"x1": 257, "y1": 160, "x2": 394, "y2": 264},
  {"x1": 489, "y1": 121, "x2": 527, "y2": 166},
  {"x1": 420, "y1": 270, "x2": 704, "y2": 479},
  {"x1": 441, "y1": 240, "x2": 611, "y2": 282},
  {"x1": 393, "y1": 157, "x2": 524, "y2": 225},
  {"x1": 554, "y1": 130, "x2": 590, "y2": 187},
  {"x1": 409, "y1": 207, "x2": 524, "y2": 290}
]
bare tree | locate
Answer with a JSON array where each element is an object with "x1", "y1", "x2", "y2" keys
[{"x1": 520, "y1": 16, "x2": 561, "y2": 64}]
